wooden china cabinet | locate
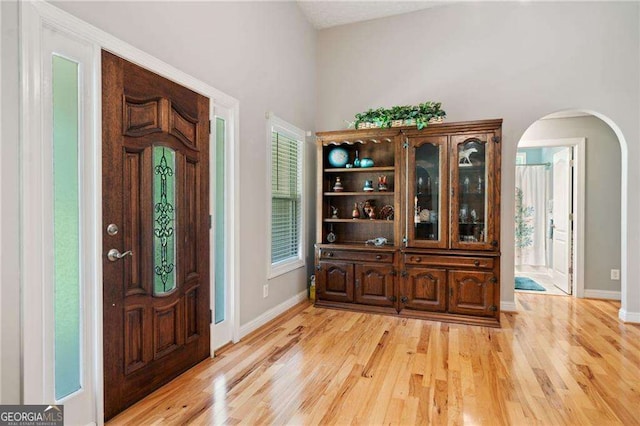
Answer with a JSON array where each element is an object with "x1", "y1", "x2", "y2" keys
[{"x1": 314, "y1": 119, "x2": 502, "y2": 327}]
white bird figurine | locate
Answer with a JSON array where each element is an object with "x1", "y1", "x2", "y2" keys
[
  {"x1": 365, "y1": 237, "x2": 388, "y2": 246},
  {"x1": 459, "y1": 147, "x2": 477, "y2": 165}
]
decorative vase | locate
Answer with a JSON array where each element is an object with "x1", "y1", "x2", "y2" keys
[
  {"x1": 352, "y1": 203, "x2": 360, "y2": 219},
  {"x1": 360, "y1": 158, "x2": 374, "y2": 168},
  {"x1": 377, "y1": 175, "x2": 388, "y2": 191},
  {"x1": 363, "y1": 180, "x2": 374, "y2": 192},
  {"x1": 354, "y1": 150, "x2": 361, "y2": 168}
]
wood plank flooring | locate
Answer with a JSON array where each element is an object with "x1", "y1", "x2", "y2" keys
[{"x1": 108, "y1": 294, "x2": 640, "y2": 425}]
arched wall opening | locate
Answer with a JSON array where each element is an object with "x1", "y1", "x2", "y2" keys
[{"x1": 509, "y1": 109, "x2": 628, "y2": 318}]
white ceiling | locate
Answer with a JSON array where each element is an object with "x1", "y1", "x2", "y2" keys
[{"x1": 296, "y1": 1, "x2": 448, "y2": 30}]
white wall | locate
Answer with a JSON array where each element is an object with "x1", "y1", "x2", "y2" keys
[
  {"x1": 1, "y1": 0, "x2": 22, "y2": 404},
  {"x1": 52, "y1": 1, "x2": 317, "y2": 326},
  {"x1": 521, "y1": 116, "x2": 622, "y2": 292},
  {"x1": 316, "y1": 1, "x2": 640, "y2": 316}
]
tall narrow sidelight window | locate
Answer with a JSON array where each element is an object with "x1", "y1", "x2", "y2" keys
[
  {"x1": 52, "y1": 55, "x2": 81, "y2": 400},
  {"x1": 215, "y1": 118, "x2": 226, "y2": 324},
  {"x1": 268, "y1": 115, "x2": 306, "y2": 278}
]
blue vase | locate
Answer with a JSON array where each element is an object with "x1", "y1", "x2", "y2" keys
[
  {"x1": 360, "y1": 158, "x2": 374, "y2": 168},
  {"x1": 354, "y1": 150, "x2": 361, "y2": 168}
]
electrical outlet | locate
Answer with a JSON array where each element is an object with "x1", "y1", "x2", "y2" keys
[
  {"x1": 610, "y1": 269, "x2": 620, "y2": 280},
  {"x1": 263, "y1": 284, "x2": 269, "y2": 298}
]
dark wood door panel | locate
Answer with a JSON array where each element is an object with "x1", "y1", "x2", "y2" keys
[
  {"x1": 448, "y1": 270, "x2": 496, "y2": 316},
  {"x1": 402, "y1": 267, "x2": 447, "y2": 312},
  {"x1": 102, "y1": 50, "x2": 210, "y2": 420},
  {"x1": 316, "y1": 261, "x2": 354, "y2": 303},
  {"x1": 354, "y1": 264, "x2": 395, "y2": 307}
]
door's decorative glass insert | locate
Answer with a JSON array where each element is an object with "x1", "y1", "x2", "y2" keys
[
  {"x1": 214, "y1": 118, "x2": 226, "y2": 324},
  {"x1": 457, "y1": 138, "x2": 487, "y2": 243},
  {"x1": 414, "y1": 143, "x2": 441, "y2": 241},
  {"x1": 153, "y1": 146, "x2": 176, "y2": 294},
  {"x1": 52, "y1": 55, "x2": 82, "y2": 400}
]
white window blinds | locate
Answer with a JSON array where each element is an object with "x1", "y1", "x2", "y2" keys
[{"x1": 271, "y1": 130, "x2": 302, "y2": 264}]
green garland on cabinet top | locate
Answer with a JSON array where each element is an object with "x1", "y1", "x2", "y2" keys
[{"x1": 354, "y1": 102, "x2": 446, "y2": 130}]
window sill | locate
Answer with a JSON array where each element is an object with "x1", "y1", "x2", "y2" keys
[{"x1": 268, "y1": 258, "x2": 305, "y2": 280}]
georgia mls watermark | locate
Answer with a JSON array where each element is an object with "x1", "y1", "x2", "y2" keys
[{"x1": 0, "y1": 405, "x2": 63, "y2": 426}]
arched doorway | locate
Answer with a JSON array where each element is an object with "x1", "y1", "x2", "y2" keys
[{"x1": 511, "y1": 110, "x2": 627, "y2": 310}]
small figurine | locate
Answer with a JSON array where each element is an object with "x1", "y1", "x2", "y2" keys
[
  {"x1": 459, "y1": 147, "x2": 478, "y2": 166},
  {"x1": 362, "y1": 200, "x2": 376, "y2": 219},
  {"x1": 352, "y1": 202, "x2": 361, "y2": 219},
  {"x1": 333, "y1": 176, "x2": 344, "y2": 192},
  {"x1": 365, "y1": 237, "x2": 388, "y2": 246},
  {"x1": 378, "y1": 175, "x2": 388, "y2": 191},
  {"x1": 363, "y1": 179, "x2": 374, "y2": 192},
  {"x1": 331, "y1": 206, "x2": 339, "y2": 219}
]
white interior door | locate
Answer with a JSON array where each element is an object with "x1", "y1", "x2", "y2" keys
[
  {"x1": 211, "y1": 107, "x2": 233, "y2": 350},
  {"x1": 552, "y1": 147, "x2": 573, "y2": 294}
]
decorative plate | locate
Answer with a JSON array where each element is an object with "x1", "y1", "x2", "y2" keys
[
  {"x1": 328, "y1": 147, "x2": 349, "y2": 168},
  {"x1": 419, "y1": 209, "x2": 430, "y2": 222},
  {"x1": 379, "y1": 205, "x2": 394, "y2": 221}
]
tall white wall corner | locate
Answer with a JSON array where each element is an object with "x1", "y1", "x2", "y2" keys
[{"x1": 619, "y1": 309, "x2": 640, "y2": 324}]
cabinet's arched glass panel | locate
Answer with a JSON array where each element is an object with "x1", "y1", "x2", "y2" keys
[
  {"x1": 457, "y1": 138, "x2": 487, "y2": 243},
  {"x1": 215, "y1": 117, "x2": 226, "y2": 324},
  {"x1": 414, "y1": 143, "x2": 441, "y2": 241},
  {"x1": 53, "y1": 55, "x2": 82, "y2": 400},
  {"x1": 153, "y1": 146, "x2": 177, "y2": 295}
]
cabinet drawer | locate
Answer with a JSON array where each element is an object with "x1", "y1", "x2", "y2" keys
[
  {"x1": 404, "y1": 254, "x2": 494, "y2": 269},
  {"x1": 320, "y1": 249, "x2": 393, "y2": 263}
]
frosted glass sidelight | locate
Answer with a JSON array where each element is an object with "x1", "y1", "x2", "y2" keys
[
  {"x1": 153, "y1": 146, "x2": 177, "y2": 295},
  {"x1": 215, "y1": 118, "x2": 226, "y2": 324},
  {"x1": 53, "y1": 55, "x2": 82, "y2": 400}
]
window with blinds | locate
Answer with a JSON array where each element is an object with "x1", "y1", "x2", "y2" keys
[{"x1": 268, "y1": 114, "x2": 305, "y2": 277}]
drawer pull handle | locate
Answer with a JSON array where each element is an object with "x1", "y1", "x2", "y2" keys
[
  {"x1": 474, "y1": 260, "x2": 480, "y2": 267},
  {"x1": 413, "y1": 257, "x2": 422, "y2": 263},
  {"x1": 326, "y1": 252, "x2": 334, "y2": 257},
  {"x1": 376, "y1": 255, "x2": 382, "y2": 260}
]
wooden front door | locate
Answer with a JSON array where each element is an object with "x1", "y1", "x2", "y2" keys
[{"x1": 102, "y1": 51, "x2": 210, "y2": 420}]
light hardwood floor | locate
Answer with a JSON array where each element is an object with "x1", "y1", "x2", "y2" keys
[{"x1": 108, "y1": 294, "x2": 640, "y2": 425}]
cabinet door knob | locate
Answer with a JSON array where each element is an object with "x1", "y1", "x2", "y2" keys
[
  {"x1": 489, "y1": 276, "x2": 498, "y2": 284},
  {"x1": 474, "y1": 260, "x2": 480, "y2": 267},
  {"x1": 315, "y1": 265, "x2": 321, "y2": 271},
  {"x1": 400, "y1": 296, "x2": 408, "y2": 304},
  {"x1": 491, "y1": 240, "x2": 499, "y2": 247}
]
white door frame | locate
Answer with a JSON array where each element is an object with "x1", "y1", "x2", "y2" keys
[
  {"x1": 20, "y1": 1, "x2": 240, "y2": 424},
  {"x1": 517, "y1": 138, "x2": 586, "y2": 298}
]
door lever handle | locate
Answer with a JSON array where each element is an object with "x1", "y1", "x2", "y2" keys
[{"x1": 108, "y1": 248, "x2": 133, "y2": 262}]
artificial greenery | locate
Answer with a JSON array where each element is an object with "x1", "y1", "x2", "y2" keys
[{"x1": 354, "y1": 102, "x2": 446, "y2": 130}]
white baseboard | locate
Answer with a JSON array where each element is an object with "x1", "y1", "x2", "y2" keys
[
  {"x1": 501, "y1": 300, "x2": 517, "y2": 312},
  {"x1": 583, "y1": 289, "x2": 621, "y2": 300},
  {"x1": 619, "y1": 309, "x2": 640, "y2": 323},
  {"x1": 239, "y1": 290, "x2": 308, "y2": 339}
]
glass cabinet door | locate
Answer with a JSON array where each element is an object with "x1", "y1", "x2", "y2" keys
[
  {"x1": 450, "y1": 133, "x2": 498, "y2": 250},
  {"x1": 406, "y1": 136, "x2": 448, "y2": 248}
]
